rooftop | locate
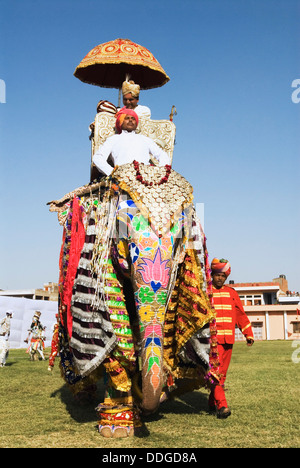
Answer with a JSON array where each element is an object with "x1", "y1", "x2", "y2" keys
[{"x1": 230, "y1": 282, "x2": 280, "y2": 288}]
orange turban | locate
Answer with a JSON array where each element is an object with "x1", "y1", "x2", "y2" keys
[
  {"x1": 115, "y1": 108, "x2": 139, "y2": 134},
  {"x1": 211, "y1": 258, "x2": 231, "y2": 277}
]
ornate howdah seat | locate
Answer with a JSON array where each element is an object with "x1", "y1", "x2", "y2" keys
[{"x1": 90, "y1": 111, "x2": 176, "y2": 180}]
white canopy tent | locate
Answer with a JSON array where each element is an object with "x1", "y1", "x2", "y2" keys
[{"x1": 0, "y1": 296, "x2": 58, "y2": 348}]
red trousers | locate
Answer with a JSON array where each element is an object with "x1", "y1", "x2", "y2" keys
[{"x1": 209, "y1": 343, "x2": 233, "y2": 409}]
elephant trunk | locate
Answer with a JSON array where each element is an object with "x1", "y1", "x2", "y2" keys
[{"x1": 140, "y1": 322, "x2": 165, "y2": 414}]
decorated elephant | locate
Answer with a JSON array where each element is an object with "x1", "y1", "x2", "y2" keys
[{"x1": 48, "y1": 162, "x2": 220, "y2": 437}]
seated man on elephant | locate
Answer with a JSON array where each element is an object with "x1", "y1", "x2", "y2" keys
[{"x1": 92, "y1": 108, "x2": 171, "y2": 176}]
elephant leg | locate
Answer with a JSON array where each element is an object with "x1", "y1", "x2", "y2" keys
[
  {"x1": 73, "y1": 375, "x2": 98, "y2": 405},
  {"x1": 97, "y1": 388, "x2": 135, "y2": 438},
  {"x1": 96, "y1": 358, "x2": 141, "y2": 438},
  {"x1": 92, "y1": 257, "x2": 141, "y2": 438}
]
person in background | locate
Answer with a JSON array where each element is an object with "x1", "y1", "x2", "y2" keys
[
  {"x1": 0, "y1": 310, "x2": 13, "y2": 367},
  {"x1": 89, "y1": 100, "x2": 118, "y2": 140},
  {"x1": 209, "y1": 258, "x2": 254, "y2": 418},
  {"x1": 121, "y1": 79, "x2": 151, "y2": 119},
  {"x1": 24, "y1": 311, "x2": 46, "y2": 361}
]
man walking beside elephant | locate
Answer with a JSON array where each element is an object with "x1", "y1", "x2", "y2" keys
[{"x1": 209, "y1": 258, "x2": 254, "y2": 419}]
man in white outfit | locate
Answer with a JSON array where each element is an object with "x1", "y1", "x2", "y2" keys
[
  {"x1": 92, "y1": 108, "x2": 170, "y2": 176},
  {"x1": 0, "y1": 310, "x2": 13, "y2": 367}
]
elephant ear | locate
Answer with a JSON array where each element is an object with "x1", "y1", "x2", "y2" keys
[
  {"x1": 163, "y1": 247, "x2": 220, "y2": 387},
  {"x1": 59, "y1": 197, "x2": 86, "y2": 338}
]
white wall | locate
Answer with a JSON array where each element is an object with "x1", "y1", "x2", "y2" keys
[{"x1": 0, "y1": 296, "x2": 58, "y2": 348}]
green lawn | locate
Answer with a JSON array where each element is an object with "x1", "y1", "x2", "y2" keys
[{"x1": 0, "y1": 340, "x2": 299, "y2": 448}]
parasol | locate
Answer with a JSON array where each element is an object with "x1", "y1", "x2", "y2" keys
[{"x1": 74, "y1": 38, "x2": 170, "y2": 90}]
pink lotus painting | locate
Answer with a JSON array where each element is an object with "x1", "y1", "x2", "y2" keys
[{"x1": 137, "y1": 248, "x2": 170, "y2": 293}]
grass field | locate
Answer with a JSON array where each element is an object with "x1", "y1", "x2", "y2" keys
[{"x1": 0, "y1": 340, "x2": 299, "y2": 448}]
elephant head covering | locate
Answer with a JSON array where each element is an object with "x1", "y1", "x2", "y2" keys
[
  {"x1": 115, "y1": 108, "x2": 139, "y2": 134},
  {"x1": 211, "y1": 258, "x2": 231, "y2": 277},
  {"x1": 122, "y1": 79, "x2": 140, "y2": 98}
]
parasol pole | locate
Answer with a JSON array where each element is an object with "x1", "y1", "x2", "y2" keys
[{"x1": 118, "y1": 73, "x2": 130, "y2": 108}]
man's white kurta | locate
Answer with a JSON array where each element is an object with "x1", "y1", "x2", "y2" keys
[
  {"x1": 134, "y1": 104, "x2": 151, "y2": 118},
  {"x1": 93, "y1": 130, "x2": 171, "y2": 176}
]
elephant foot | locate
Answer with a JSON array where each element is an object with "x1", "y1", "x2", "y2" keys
[
  {"x1": 99, "y1": 425, "x2": 134, "y2": 438},
  {"x1": 97, "y1": 405, "x2": 141, "y2": 438},
  {"x1": 99, "y1": 426, "x2": 112, "y2": 438}
]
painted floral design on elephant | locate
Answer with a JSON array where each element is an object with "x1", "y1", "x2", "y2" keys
[
  {"x1": 137, "y1": 248, "x2": 170, "y2": 293},
  {"x1": 144, "y1": 322, "x2": 163, "y2": 392}
]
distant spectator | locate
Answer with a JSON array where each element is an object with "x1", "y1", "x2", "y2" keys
[
  {"x1": 0, "y1": 310, "x2": 13, "y2": 367},
  {"x1": 24, "y1": 311, "x2": 46, "y2": 361}
]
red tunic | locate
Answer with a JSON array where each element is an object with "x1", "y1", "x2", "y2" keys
[{"x1": 212, "y1": 285, "x2": 254, "y2": 344}]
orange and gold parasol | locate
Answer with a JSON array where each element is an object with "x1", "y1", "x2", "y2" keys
[{"x1": 74, "y1": 38, "x2": 170, "y2": 90}]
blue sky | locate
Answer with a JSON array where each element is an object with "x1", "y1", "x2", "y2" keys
[{"x1": 0, "y1": 0, "x2": 299, "y2": 292}]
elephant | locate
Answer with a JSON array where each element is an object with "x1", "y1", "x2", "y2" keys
[{"x1": 48, "y1": 162, "x2": 220, "y2": 438}]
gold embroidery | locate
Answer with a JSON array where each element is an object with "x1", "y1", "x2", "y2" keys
[{"x1": 113, "y1": 163, "x2": 194, "y2": 237}]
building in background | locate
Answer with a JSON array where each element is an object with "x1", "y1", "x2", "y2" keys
[
  {"x1": 0, "y1": 282, "x2": 58, "y2": 302},
  {"x1": 1, "y1": 276, "x2": 299, "y2": 341},
  {"x1": 228, "y1": 275, "x2": 299, "y2": 341}
]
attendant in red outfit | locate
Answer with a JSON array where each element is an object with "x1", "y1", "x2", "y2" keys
[{"x1": 209, "y1": 258, "x2": 254, "y2": 418}]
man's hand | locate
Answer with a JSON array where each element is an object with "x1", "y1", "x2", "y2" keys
[{"x1": 246, "y1": 337, "x2": 254, "y2": 347}]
